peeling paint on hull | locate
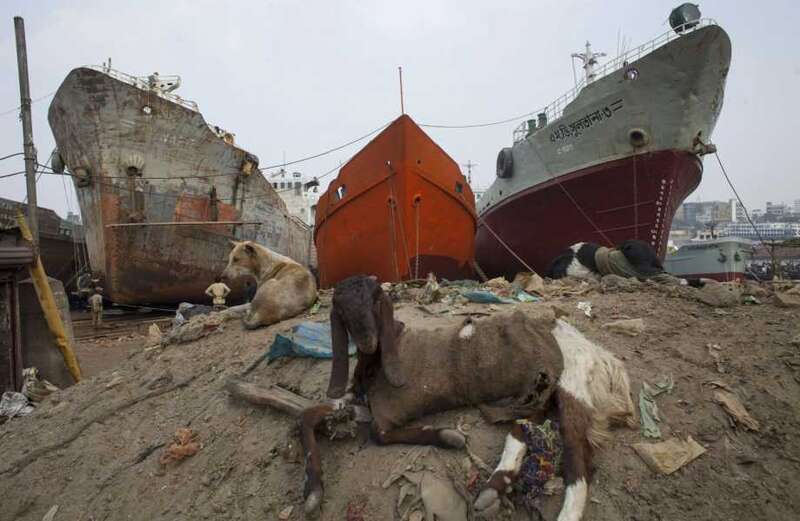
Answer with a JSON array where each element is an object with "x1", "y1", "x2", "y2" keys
[{"x1": 48, "y1": 67, "x2": 313, "y2": 304}]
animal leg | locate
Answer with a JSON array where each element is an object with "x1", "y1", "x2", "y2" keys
[
  {"x1": 373, "y1": 425, "x2": 465, "y2": 449},
  {"x1": 474, "y1": 423, "x2": 527, "y2": 517},
  {"x1": 299, "y1": 404, "x2": 335, "y2": 516},
  {"x1": 555, "y1": 390, "x2": 594, "y2": 521}
]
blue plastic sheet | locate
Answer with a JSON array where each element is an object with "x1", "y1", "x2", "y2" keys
[
  {"x1": 267, "y1": 321, "x2": 356, "y2": 361},
  {"x1": 460, "y1": 290, "x2": 516, "y2": 304}
]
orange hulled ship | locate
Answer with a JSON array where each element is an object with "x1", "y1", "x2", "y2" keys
[{"x1": 314, "y1": 115, "x2": 476, "y2": 288}]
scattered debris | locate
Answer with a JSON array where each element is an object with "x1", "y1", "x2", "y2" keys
[
  {"x1": 638, "y1": 376, "x2": 674, "y2": 438},
  {"x1": 633, "y1": 436, "x2": 706, "y2": 474},
  {"x1": 345, "y1": 498, "x2": 366, "y2": 521},
  {"x1": 600, "y1": 274, "x2": 642, "y2": 293},
  {"x1": 267, "y1": 321, "x2": 355, "y2": 361},
  {"x1": 278, "y1": 505, "x2": 294, "y2": 520},
  {"x1": 159, "y1": 428, "x2": 201, "y2": 465},
  {"x1": 460, "y1": 290, "x2": 515, "y2": 304},
  {"x1": 543, "y1": 477, "x2": 564, "y2": 496},
  {"x1": 696, "y1": 283, "x2": 741, "y2": 308},
  {"x1": 707, "y1": 343, "x2": 726, "y2": 373},
  {"x1": 0, "y1": 392, "x2": 34, "y2": 420},
  {"x1": 577, "y1": 301, "x2": 593, "y2": 318},
  {"x1": 105, "y1": 375, "x2": 125, "y2": 390},
  {"x1": 147, "y1": 323, "x2": 162, "y2": 345},
  {"x1": 516, "y1": 419, "x2": 562, "y2": 511},
  {"x1": 41, "y1": 505, "x2": 59, "y2": 521},
  {"x1": 397, "y1": 471, "x2": 467, "y2": 521},
  {"x1": 512, "y1": 271, "x2": 546, "y2": 295},
  {"x1": 484, "y1": 277, "x2": 510, "y2": 290},
  {"x1": 21, "y1": 368, "x2": 59, "y2": 402},
  {"x1": 418, "y1": 273, "x2": 442, "y2": 304},
  {"x1": 774, "y1": 287, "x2": 800, "y2": 308},
  {"x1": 713, "y1": 389, "x2": 760, "y2": 431},
  {"x1": 602, "y1": 318, "x2": 645, "y2": 337}
]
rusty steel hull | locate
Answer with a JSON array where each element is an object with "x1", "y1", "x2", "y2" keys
[
  {"x1": 48, "y1": 67, "x2": 312, "y2": 304},
  {"x1": 315, "y1": 115, "x2": 477, "y2": 288}
]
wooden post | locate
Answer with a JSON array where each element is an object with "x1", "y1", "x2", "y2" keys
[{"x1": 14, "y1": 17, "x2": 39, "y2": 246}]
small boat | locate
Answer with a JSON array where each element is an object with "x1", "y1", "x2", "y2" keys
[
  {"x1": 664, "y1": 237, "x2": 753, "y2": 281},
  {"x1": 314, "y1": 115, "x2": 476, "y2": 288}
]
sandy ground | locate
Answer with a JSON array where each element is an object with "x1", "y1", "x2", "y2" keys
[{"x1": 1, "y1": 280, "x2": 799, "y2": 521}]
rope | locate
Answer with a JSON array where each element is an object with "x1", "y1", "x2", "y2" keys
[
  {"x1": 710, "y1": 147, "x2": 776, "y2": 266},
  {"x1": 413, "y1": 199, "x2": 421, "y2": 279},
  {"x1": 632, "y1": 153, "x2": 638, "y2": 240},
  {"x1": 387, "y1": 197, "x2": 401, "y2": 280},
  {"x1": 388, "y1": 174, "x2": 412, "y2": 278},
  {"x1": 528, "y1": 141, "x2": 614, "y2": 246},
  {"x1": 478, "y1": 215, "x2": 536, "y2": 274}
]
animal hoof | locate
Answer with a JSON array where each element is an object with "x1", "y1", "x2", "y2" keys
[
  {"x1": 304, "y1": 488, "x2": 323, "y2": 517},
  {"x1": 474, "y1": 488, "x2": 500, "y2": 516},
  {"x1": 438, "y1": 429, "x2": 466, "y2": 449}
]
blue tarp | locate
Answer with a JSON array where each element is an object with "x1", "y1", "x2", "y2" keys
[
  {"x1": 460, "y1": 289, "x2": 541, "y2": 304},
  {"x1": 267, "y1": 321, "x2": 356, "y2": 361}
]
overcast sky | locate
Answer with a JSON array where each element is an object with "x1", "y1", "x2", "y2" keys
[{"x1": 1, "y1": 0, "x2": 798, "y2": 219}]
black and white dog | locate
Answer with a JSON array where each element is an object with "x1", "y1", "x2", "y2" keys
[{"x1": 546, "y1": 239, "x2": 665, "y2": 280}]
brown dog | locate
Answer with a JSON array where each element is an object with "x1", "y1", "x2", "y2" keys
[{"x1": 221, "y1": 241, "x2": 317, "y2": 329}]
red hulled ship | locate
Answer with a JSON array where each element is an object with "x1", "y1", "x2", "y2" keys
[{"x1": 315, "y1": 115, "x2": 476, "y2": 288}]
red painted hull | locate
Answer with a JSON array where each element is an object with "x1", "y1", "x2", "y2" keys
[
  {"x1": 475, "y1": 150, "x2": 702, "y2": 279},
  {"x1": 679, "y1": 272, "x2": 745, "y2": 282}
]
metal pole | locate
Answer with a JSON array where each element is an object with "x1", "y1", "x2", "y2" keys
[
  {"x1": 398, "y1": 67, "x2": 405, "y2": 115},
  {"x1": 14, "y1": 16, "x2": 39, "y2": 246}
]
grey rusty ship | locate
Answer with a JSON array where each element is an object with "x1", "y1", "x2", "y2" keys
[
  {"x1": 476, "y1": 5, "x2": 731, "y2": 279},
  {"x1": 48, "y1": 66, "x2": 312, "y2": 304}
]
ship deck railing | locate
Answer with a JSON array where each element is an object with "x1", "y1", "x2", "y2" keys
[
  {"x1": 513, "y1": 18, "x2": 718, "y2": 143},
  {"x1": 88, "y1": 65, "x2": 201, "y2": 112}
]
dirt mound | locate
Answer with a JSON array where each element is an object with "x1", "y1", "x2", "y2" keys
[{"x1": 1, "y1": 282, "x2": 799, "y2": 521}]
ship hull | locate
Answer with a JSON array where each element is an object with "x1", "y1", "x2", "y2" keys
[
  {"x1": 664, "y1": 239, "x2": 752, "y2": 282},
  {"x1": 315, "y1": 115, "x2": 476, "y2": 288},
  {"x1": 476, "y1": 150, "x2": 701, "y2": 278},
  {"x1": 476, "y1": 24, "x2": 731, "y2": 278},
  {"x1": 48, "y1": 67, "x2": 312, "y2": 304}
]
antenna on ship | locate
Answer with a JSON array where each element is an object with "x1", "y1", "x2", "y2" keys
[
  {"x1": 571, "y1": 41, "x2": 606, "y2": 84},
  {"x1": 461, "y1": 160, "x2": 476, "y2": 185},
  {"x1": 398, "y1": 66, "x2": 405, "y2": 115}
]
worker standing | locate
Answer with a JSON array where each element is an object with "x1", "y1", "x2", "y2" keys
[
  {"x1": 205, "y1": 277, "x2": 231, "y2": 311},
  {"x1": 88, "y1": 287, "x2": 104, "y2": 328}
]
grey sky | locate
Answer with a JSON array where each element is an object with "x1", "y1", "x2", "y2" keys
[{"x1": 1, "y1": 0, "x2": 798, "y2": 219}]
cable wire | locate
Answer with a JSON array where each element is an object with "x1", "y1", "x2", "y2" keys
[
  {"x1": 419, "y1": 110, "x2": 540, "y2": 129},
  {"x1": 0, "y1": 152, "x2": 25, "y2": 162},
  {"x1": 0, "y1": 91, "x2": 57, "y2": 117}
]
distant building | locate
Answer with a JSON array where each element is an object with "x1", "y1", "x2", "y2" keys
[
  {"x1": 765, "y1": 201, "x2": 788, "y2": 218},
  {"x1": 0, "y1": 197, "x2": 83, "y2": 239},
  {"x1": 793, "y1": 199, "x2": 800, "y2": 216},
  {"x1": 267, "y1": 169, "x2": 320, "y2": 226},
  {"x1": 729, "y1": 199, "x2": 747, "y2": 222},
  {"x1": 719, "y1": 222, "x2": 800, "y2": 241},
  {"x1": 679, "y1": 201, "x2": 732, "y2": 226}
]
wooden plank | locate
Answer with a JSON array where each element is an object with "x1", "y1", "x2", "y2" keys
[{"x1": 225, "y1": 377, "x2": 315, "y2": 417}]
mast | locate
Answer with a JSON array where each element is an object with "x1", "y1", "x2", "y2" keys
[{"x1": 571, "y1": 41, "x2": 606, "y2": 84}]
